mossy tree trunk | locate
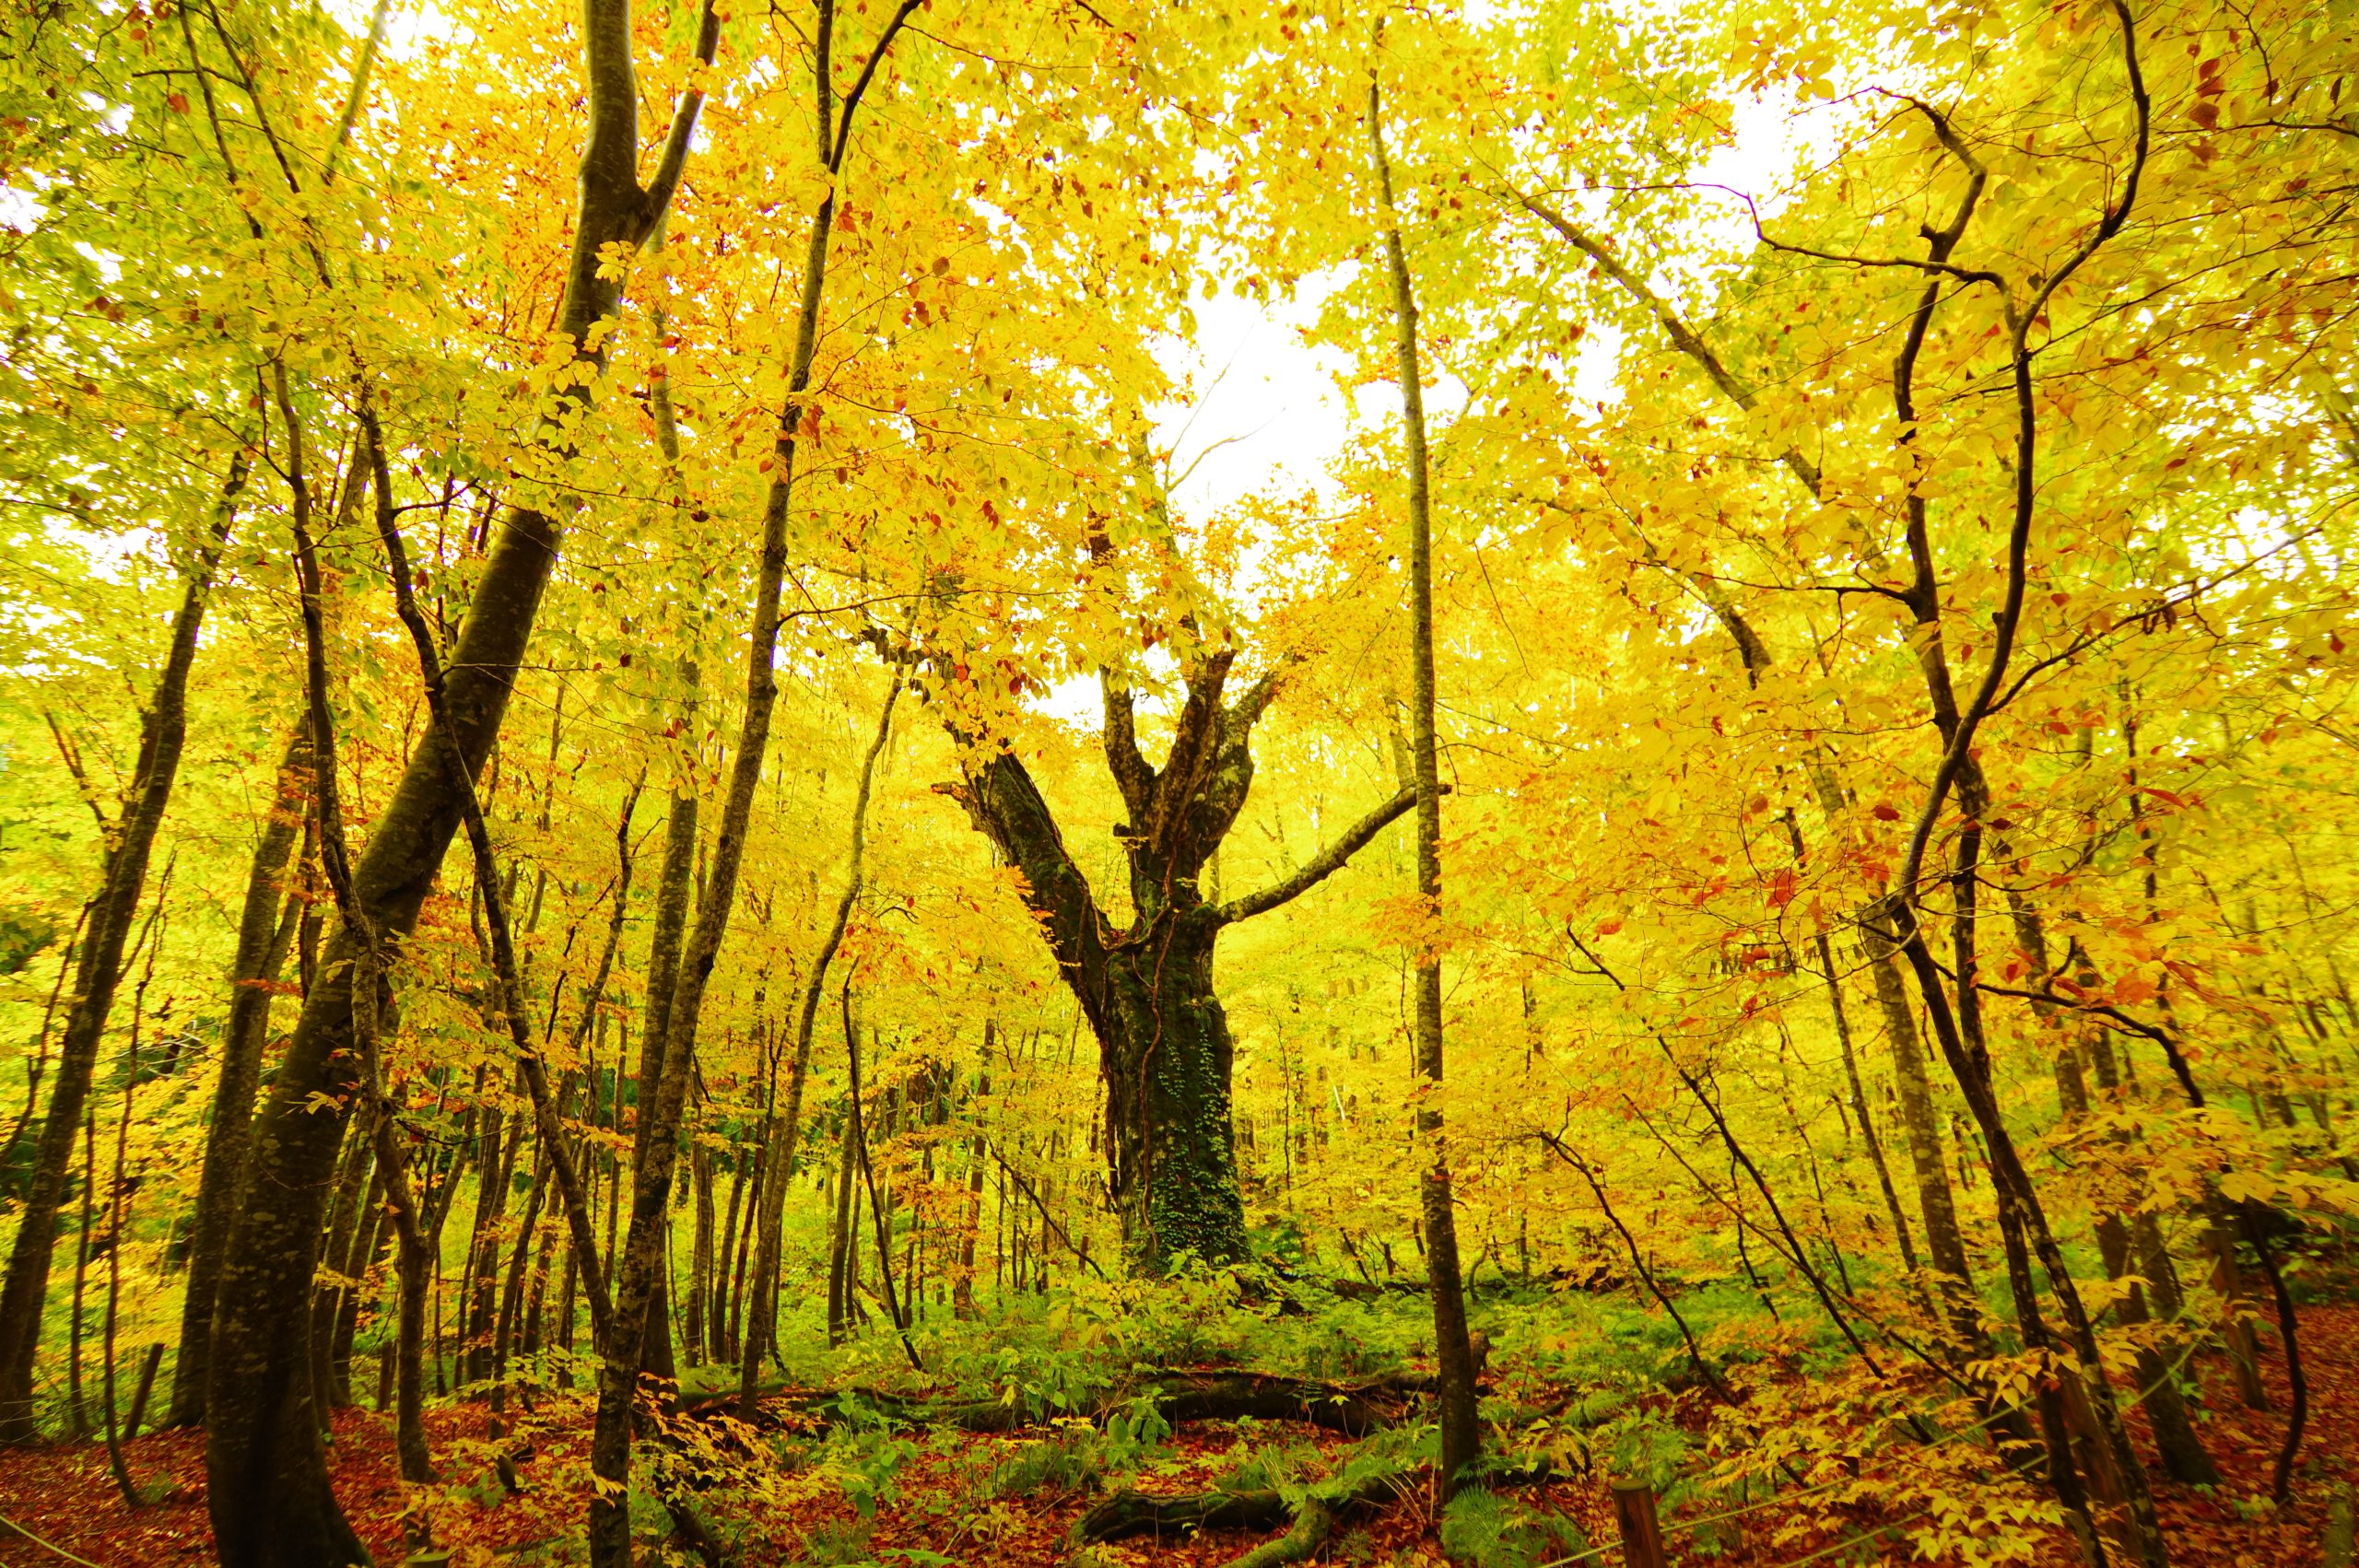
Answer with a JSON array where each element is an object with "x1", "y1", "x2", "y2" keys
[{"x1": 944, "y1": 656, "x2": 1414, "y2": 1274}]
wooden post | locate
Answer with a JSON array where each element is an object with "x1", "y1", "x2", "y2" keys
[{"x1": 1614, "y1": 1480, "x2": 1667, "y2": 1568}]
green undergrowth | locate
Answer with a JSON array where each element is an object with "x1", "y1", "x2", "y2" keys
[
  {"x1": 1440, "y1": 1490, "x2": 1592, "y2": 1568},
  {"x1": 984, "y1": 1395, "x2": 1175, "y2": 1497}
]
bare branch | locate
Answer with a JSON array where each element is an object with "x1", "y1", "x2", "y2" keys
[
  {"x1": 1226, "y1": 658, "x2": 1294, "y2": 735},
  {"x1": 1216, "y1": 785, "x2": 1424, "y2": 925},
  {"x1": 1515, "y1": 193, "x2": 1823, "y2": 495}
]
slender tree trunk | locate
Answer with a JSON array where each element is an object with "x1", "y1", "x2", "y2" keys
[
  {"x1": 827, "y1": 1122, "x2": 857, "y2": 1347},
  {"x1": 954, "y1": 1056, "x2": 989, "y2": 1319},
  {"x1": 2083, "y1": 1031, "x2": 2218, "y2": 1485},
  {"x1": 684, "y1": 1143, "x2": 712, "y2": 1368},
  {"x1": 490, "y1": 1151, "x2": 551, "y2": 1428},
  {"x1": 201, "y1": 0, "x2": 710, "y2": 1537},
  {"x1": 586, "y1": 12, "x2": 905, "y2": 1555},
  {"x1": 631, "y1": 753, "x2": 698, "y2": 1386},
  {"x1": 169, "y1": 724, "x2": 311, "y2": 1428},
  {"x1": 726, "y1": 1144, "x2": 763, "y2": 1359},
  {"x1": 522, "y1": 1219, "x2": 558, "y2": 1361},
  {"x1": 1819, "y1": 936, "x2": 1919, "y2": 1275},
  {"x1": 0, "y1": 455, "x2": 248, "y2": 1442},
  {"x1": 1368, "y1": 58, "x2": 1478, "y2": 1498},
  {"x1": 2207, "y1": 1200, "x2": 2269, "y2": 1410},
  {"x1": 370, "y1": 1093, "x2": 437, "y2": 1483},
  {"x1": 102, "y1": 1046, "x2": 138, "y2": 1508},
  {"x1": 0, "y1": 898, "x2": 86, "y2": 1180},
  {"x1": 460, "y1": 1089, "x2": 515, "y2": 1388},
  {"x1": 1862, "y1": 922, "x2": 1983, "y2": 1343},
  {"x1": 848, "y1": 998, "x2": 921, "y2": 1368},
  {"x1": 742, "y1": 677, "x2": 898, "y2": 1412},
  {"x1": 711, "y1": 1153, "x2": 745, "y2": 1363},
  {"x1": 310, "y1": 1121, "x2": 377, "y2": 1423},
  {"x1": 330, "y1": 1187, "x2": 389, "y2": 1409}
]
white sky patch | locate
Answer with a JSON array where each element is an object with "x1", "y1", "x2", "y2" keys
[
  {"x1": 1148, "y1": 277, "x2": 1356, "y2": 521},
  {"x1": 323, "y1": 0, "x2": 456, "y2": 61},
  {"x1": 0, "y1": 186, "x2": 42, "y2": 233}
]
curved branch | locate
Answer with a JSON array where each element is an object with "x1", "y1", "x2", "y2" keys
[
  {"x1": 1895, "y1": 0, "x2": 2154, "y2": 900},
  {"x1": 934, "y1": 750, "x2": 1107, "y2": 979},
  {"x1": 829, "y1": 0, "x2": 928, "y2": 172},
  {"x1": 1216, "y1": 786, "x2": 1424, "y2": 925},
  {"x1": 1226, "y1": 658, "x2": 1294, "y2": 735}
]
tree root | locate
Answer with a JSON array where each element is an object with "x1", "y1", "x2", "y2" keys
[{"x1": 1225, "y1": 1498, "x2": 1332, "y2": 1567}]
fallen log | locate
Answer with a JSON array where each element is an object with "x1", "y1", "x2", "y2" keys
[
  {"x1": 1316, "y1": 1268, "x2": 1612, "y2": 1301},
  {"x1": 1156, "y1": 1370, "x2": 1416, "y2": 1435},
  {"x1": 1079, "y1": 1465, "x2": 1414, "y2": 1549},
  {"x1": 1083, "y1": 1460, "x2": 1577, "y2": 1560},
  {"x1": 1077, "y1": 1487, "x2": 1293, "y2": 1543},
  {"x1": 682, "y1": 1365, "x2": 1448, "y2": 1435}
]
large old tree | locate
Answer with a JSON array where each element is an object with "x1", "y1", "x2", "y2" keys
[{"x1": 942, "y1": 650, "x2": 1415, "y2": 1270}]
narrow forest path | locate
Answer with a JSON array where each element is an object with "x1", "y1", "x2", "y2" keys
[{"x1": 2, "y1": 1304, "x2": 2352, "y2": 1568}]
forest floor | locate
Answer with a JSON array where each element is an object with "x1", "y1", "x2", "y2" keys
[{"x1": 0, "y1": 1305, "x2": 2351, "y2": 1568}]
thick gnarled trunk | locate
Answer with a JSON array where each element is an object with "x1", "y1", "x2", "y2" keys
[
  {"x1": 945, "y1": 658, "x2": 1414, "y2": 1276},
  {"x1": 1093, "y1": 915, "x2": 1248, "y2": 1269}
]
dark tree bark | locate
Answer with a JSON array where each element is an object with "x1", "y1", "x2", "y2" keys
[
  {"x1": 370, "y1": 1094, "x2": 437, "y2": 1483},
  {"x1": 710, "y1": 1149, "x2": 745, "y2": 1363},
  {"x1": 826, "y1": 1122, "x2": 857, "y2": 1346},
  {"x1": 489, "y1": 1152, "x2": 552, "y2": 1429},
  {"x1": 0, "y1": 454, "x2": 247, "y2": 1442},
  {"x1": 1870, "y1": 20, "x2": 2168, "y2": 1559},
  {"x1": 953, "y1": 1053, "x2": 989, "y2": 1318},
  {"x1": 459, "y1": 1082, "x2": 517, "y2": 1387},
  {"x1": 308, "y1": 1129, "x2": 380, "y2": 1421},
  {"x1": 2081, "y1": 1028, "x2": 2218, "y2": 1486},
  {"x1": 845, "y1": 993, "x2": 921, "y2": 1369},
  {"x1": 942, "y1": 664, "x2": 1414, "y2": 1272},
  {"x1": 631, "y1": 746, "x2": 698, "y2": 1383},
  {"x1": 201, "y1": 1, "x2": 715, "y2": 1555},
  {"x1": 329, "y1": 1178, "x2": 390, "y2": 1409},
  {"x1": 167, "y1": 722, "x2": 311, "y2": 1428},
  {"x1": 684, "y1": 1141, "x2": 713, "y2": 1367}
]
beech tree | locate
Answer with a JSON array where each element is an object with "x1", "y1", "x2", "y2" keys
[{"x1": 942, "y1": 646, "x2": 1417, "y2": 1270}]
